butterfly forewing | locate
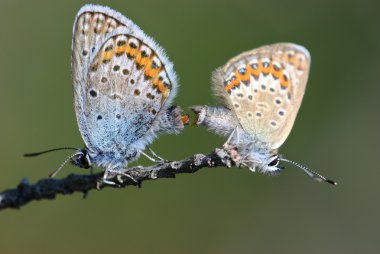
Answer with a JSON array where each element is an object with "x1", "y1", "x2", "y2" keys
[
  {"x1": 71, "y1": 5, "x2": 130, "y2": 149},
  {"x1": 218, "y1": 43, "x2": 310, "y2": 149}
]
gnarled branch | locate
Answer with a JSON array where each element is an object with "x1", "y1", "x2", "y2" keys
[{"x1": 0, "y1": 148, "x2": 234, "y2": 210}]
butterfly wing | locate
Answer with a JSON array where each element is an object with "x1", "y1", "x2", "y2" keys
[
  {"x1": 72, "y1": 5, "x2": 136, "y2": 150},
  {"x1": 83, "y1": 27, "x2": 177, "y2": 152},
  {"x1": 213, "y1": 43, "x2": 310, "y2": 149},
  {"x1": 71, "y1": 5, "x2": 177, "y2": 152}
]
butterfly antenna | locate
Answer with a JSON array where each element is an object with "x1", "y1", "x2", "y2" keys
[
  {"x1": 24, "y1": 147, "x2": 78, "y2": 157},
  {"x1": 279, "y1": 158, "x2": 337, "y2": 186},
  {"x1": 49, "y1": 151, "x2": 82, "y2": 178}
]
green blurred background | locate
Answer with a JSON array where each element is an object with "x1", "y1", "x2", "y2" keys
[{"x1": 0, "y1": 0, "x2": 379, "y2": 253}]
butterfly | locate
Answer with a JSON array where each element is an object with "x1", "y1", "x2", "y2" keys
[
  {"x1": 26, "y1": 4, "x2": 188, "y2": 184},
  {"x1": 192, "y1": 43, "x2": 336, "y2": 185}
]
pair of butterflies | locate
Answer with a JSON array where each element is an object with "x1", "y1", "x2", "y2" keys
[{"x1": 26, "y1": 4, "x2": 336, "y2": 186}]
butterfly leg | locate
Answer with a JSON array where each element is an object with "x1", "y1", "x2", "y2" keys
[
  {"x1": 240, "y1": 161, "x2": 256, "y2": 172},
  {"x1": 239, "y1": 160, "x2": 255, "y2": 172},
  {"x1": 147, "y1": 147, "x2": 167, "y2": 162},
  {"x1": 224, "y1": 127, "x2": 239, "y2": 147},
  {"x1": 100, "y1": 170, "x2": 117, "y2": 186},
  {"x1": 101, "y1": 167, "x2": 140, "y2": 187},
  {"x1": 140, "y1": 151, "x2": 157, "y2": 162},
  {"x1": 140, "y1": 150, "x2": 167, "y2": 163}
]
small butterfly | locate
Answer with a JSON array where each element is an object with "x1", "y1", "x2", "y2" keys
[
  {"x1": 192, "y1": 43, "x2": 336, "y2": 185},
  {"x1": 25, "y1": 4, "x2": 188, "y2": 184}
]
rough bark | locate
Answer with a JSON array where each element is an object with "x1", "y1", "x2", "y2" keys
[{"x1": 0, "y1": 148, "x2": 234, "y2": 210}]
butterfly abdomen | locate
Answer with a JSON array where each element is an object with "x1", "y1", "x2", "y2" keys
[{"x1": 191, "y1": 105, "x2": 240, "y2": 137}]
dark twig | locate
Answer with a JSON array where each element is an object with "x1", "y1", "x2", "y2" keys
[{"x1": 0, "y1": 148, "x2": 233, "y2": 210}]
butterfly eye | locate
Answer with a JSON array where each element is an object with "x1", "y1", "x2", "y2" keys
[
  {"x1": 79, "y1": 155, "x2": 91, "y2": 168},
  {"x1": 68, "y1": 149, "x2": 91, "y2": 169},
  {"x1": 73, "y1": 150, "x2": 91, "y2": 169},
  {"x1": 268, "y1": 157, "x2": 279, "y2": 167}
]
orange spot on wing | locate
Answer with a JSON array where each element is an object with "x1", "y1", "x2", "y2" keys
[
  {"x1": 115, "y1": 45, "x2": 127, "y2": 55},
  {"x1": 225, "y1": 70, "x2": 240, "y2": 92},
  {"x1": 225, "y1": 83, "x2": 233, "y2": 92},
  {"x1": 158, "y1": 82, "x2": 169, "y2": 98},
  {"x1": 225, "y1": 74, "x2": 241, "y2": 92},
  {"x1": 146, "y1": 61, "x2": 161, "y2": 79},
  {"x1": 236, "y1": 68, "x2": 250, "y2": 82},
  {"x1": 136, "y1": 51, "x2": 150, "y2": 66},
  {"x1": 158, "y1": 82, "x2": 166, "y2": 92},
  {"x1": 249, "y1": 61, "x2": 261, "y2": 77},
  {"x1": 231, "y1": 78, "x2": 240, "y2": 88},
  {"x1": 102, "y1": 51, "x2": 113, "y2": 62},
  {"x1": 153, "y1": 78, "x2": 170, "y2": 97},
  {"x1": 271, "y1": 64, "x2": 281, "y2": 79},
  {"x1": 280, "y1": 73, "x2": 290, "y2": 88},
  {"x1": 261, "y1": 61, "x2": 271, "y2": 75},
  {"x1": 153, "y1": 78, "x2": 161, "y2": 87},
  {"x1": 126, "y1": 46, "x2": 138, "y2": 57}
]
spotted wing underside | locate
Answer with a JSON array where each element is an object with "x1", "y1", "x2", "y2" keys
[
  {"x1": 71, "y1": 5, "x2": 177, "y2": 152},
  {"x1": 84, "y1": 29, "x2": 175, "y2": 151},
  {"x1": 213, "y1": 43, "x2": 310, "y2": 149},
  {"x1": 71, "y1": 5, "x2": 131, "y2": 149}
]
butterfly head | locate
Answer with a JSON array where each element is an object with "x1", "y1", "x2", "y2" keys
[
  {"x1": 262, "y1": 154, "x2": 284, "y2": 174},
  {"x1": 236, "y1": 142, "x2": 283, "y2": 175},
  {"x1": 71, "y1": 148, "x2": 92, "y2": 169},
  {"x1": 24, "y1": 147, "x2": 93, "y2": 178},
  {"x1": 242, "y1": 147, "x2": 336, "y2": 185}
]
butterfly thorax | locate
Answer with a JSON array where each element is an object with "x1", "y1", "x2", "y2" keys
[{"x1": 228, "y1": 130, "x2": 281, "y2": 175}]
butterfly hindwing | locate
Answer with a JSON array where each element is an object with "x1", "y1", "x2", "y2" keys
[{"x1": 84, "y1": 28, "x2": 176, "y2": 152}]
